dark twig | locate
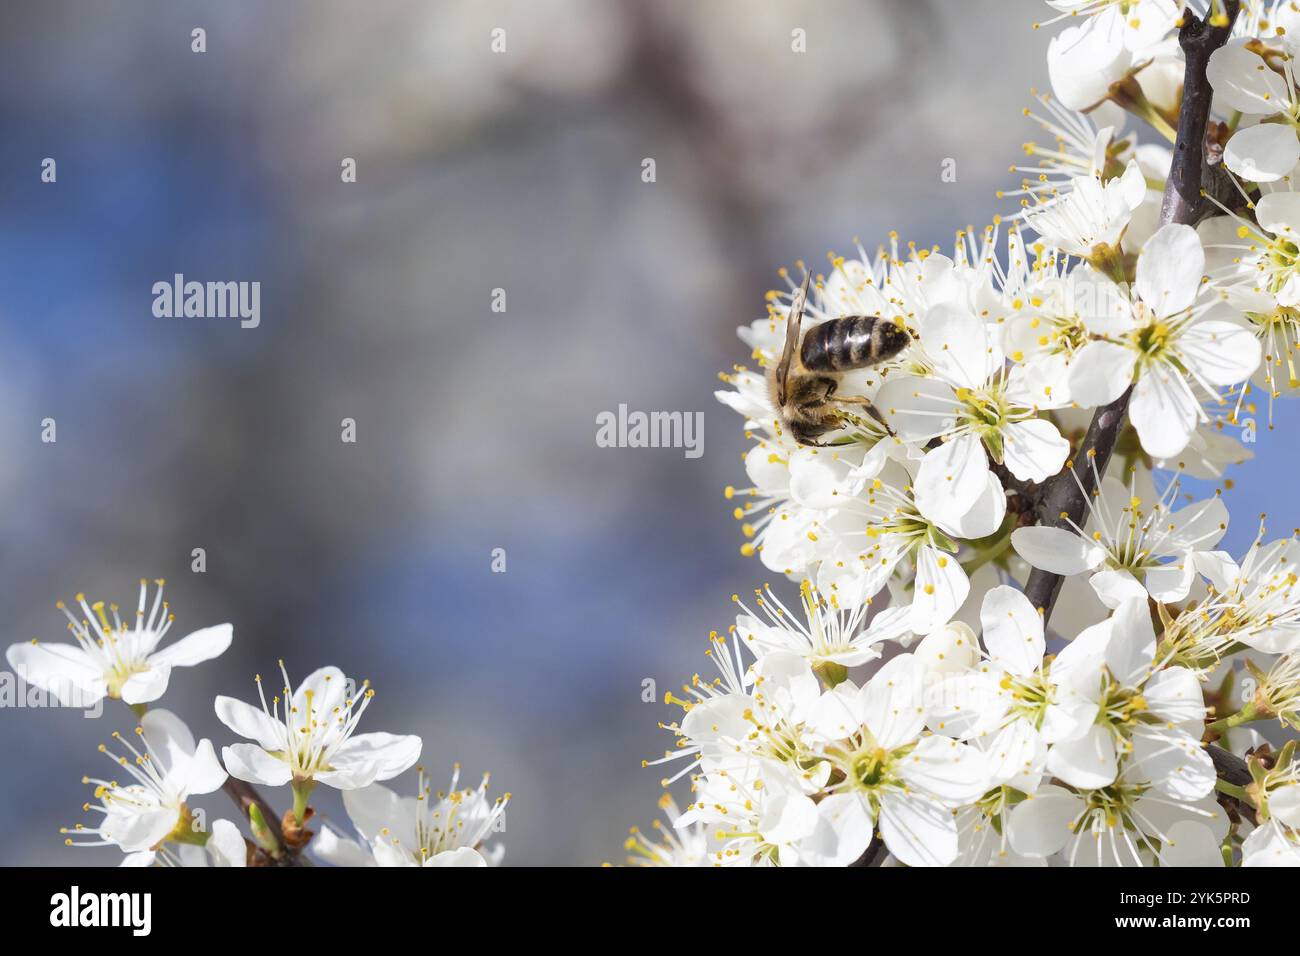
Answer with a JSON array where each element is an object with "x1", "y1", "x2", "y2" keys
[
  {"x1": 1022, "y1": 387, "x2": 1132, "y2": 617},
  {"x1": 1022, "y1": 0, "x2": 1241, "y2": 621},
  {"x1": 1160, "y1": 3, "x2": 1242, "y2": 226},
  {"x1": 222, "y1": 777, "x2": 310, "y2": 866}
]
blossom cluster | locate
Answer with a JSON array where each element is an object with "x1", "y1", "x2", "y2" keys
[
  {"x1": 632, "y1": 0, "x2": 1300, "y2": 867},
  {"x1": 6, "y1": 579, "x2": 508, "y2": 867}
]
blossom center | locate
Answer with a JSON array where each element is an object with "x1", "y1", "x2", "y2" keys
[{"x1": 1001, "y1": 670, "x2": 1054, "y2": 727}]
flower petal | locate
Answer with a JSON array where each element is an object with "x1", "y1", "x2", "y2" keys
[
  {"x1": 1160, "y1": 821, "x2": 1223, "y2": 867},
  {"x1": 221, "y1": 743, "x2": 293, "y2": 787},
  {"x1": 214, "y1": 695, "x2": 286, "y2": 751},
  {"x1": 207, "y1": 819, "x2": 248, "y2": 867},
  {"x1": 920, "y1": 303, "x2": 995, "y2": 389},
  {"x1": 1012, "y1": 525, "x2": 1105, "y2": 576},
  {"x1": 120, "y1": 667, "x2": 172, "y2": 705},
  {"x1": 5, "y1": 641, "x2": 106, "y2": 705},
  {"x1": 313, "y1": 825, "x2": 376, "y2": 867},
  {"x1": 149, "y1": 623, "x2": 233, "y2": 669},
  {"x1": 184, "y1": 739, "x2": 230, "y2": 796},
  {"x1": 1130, "y1": 726, "x2": 1215, "y2": 801},
  {"x1": 1002, "y1": 418, "x2": 1069, "y2": 484},
  {"x1": 910, "y1": 543, "x2": 970, "y2": 636},
  {"x1": 877, "y1": 791, "x2": 959, "y2": 867},
  {"x1": 289, "y1": 665, "x2": 349, "y2": 719},
  {"x1": 325, "y1": 732, "x2": 423, "y2": 787},
  {"x1": 140, "y1": 707, "x2": 196, "y2": 767},
  {"x1": 1224, "y1": 123, "x2": 1300, "y2": 183},
  {"x1": 1104, "y1": 597, "x2": 1156, "y2": 685},
  {"x1": 1008, "y1": 785, "x2": 1079, "y2": 858},
  {"x1": 859, "y1": 653, "x2": 925, "y2": 750},
  {"x1": 1130, "y1": 359, "x2": 1198, "y2": 459},
  {"x1": 1045, "y1": 724, "x2": 1118, "y2": 790},
  {"x1": 1135, "y1": 223, "x2": 1204, "y2": 318},
  {"x1": 425, "y1": 847, "x2": 487, "y2": 867},
  {"x1": 1143, "y1": 560, "x2": 1195, "y2": 604},
  {"x1": 341, "y1": 782, "x2": 408, "y2": 844},
  {"x1": 984, "y1": 718, "x2": 1048, "y2": 788},
  {"x1": 1179, "y1": 319, "x2": 1262, "y2": 387},
  {"x1": 1067, "y1": 340, "x2": 1136, "y2": 408},
  {"x1": 933, "y1": 472, "x2": 1006, "y2": 541},
  {"x1": 1207, "y1": 42, "x2": 1289, "y2": 114},
  {"x1": 980, "y1": 585, "x2": 1045, "y2": 677},
  {"x1": 1257, "y1": 189, "x2": 1300, "y2": 236},
  {"x1": 914, "y1": 433, "x2": 989, "y2": 528},
  {"x1": 1089, "y1": 567, "x2": 1149, "y2": 608},
  {"x1": 896, "y1": 734, "x2": 988, "y2": 806}
]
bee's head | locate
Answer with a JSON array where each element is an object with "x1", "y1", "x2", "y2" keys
[{"x1": 876, "y1": 320, "x2": 911, "y2": 361}]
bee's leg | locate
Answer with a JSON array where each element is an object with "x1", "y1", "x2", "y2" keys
[
  {"x1": 791, "y1": 421, "x2": 836, "y2": 447},
  {"x1": 832, "y1": 395, "x2": 894, "y2": 436}
]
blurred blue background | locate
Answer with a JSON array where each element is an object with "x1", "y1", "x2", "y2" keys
[{"x1": 0, "y1": 0, "x2": 1292, "y2": 865}]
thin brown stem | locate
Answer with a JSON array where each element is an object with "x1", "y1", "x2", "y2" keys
[
  {"x1": 222, "y1": 777, "x2": 310, "y2": 866},
  {"x1": 1022, "y1": 0, "x2": 1241, "y2": 621}
]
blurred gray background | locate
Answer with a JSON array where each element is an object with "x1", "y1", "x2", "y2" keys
[{"x1": 2, "y1": 0, "x2": 1291, "y2": 866}]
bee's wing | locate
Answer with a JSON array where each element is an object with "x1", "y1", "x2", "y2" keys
[{"x1": 775, "y1": 271, "x2": 811, "y2": 405}]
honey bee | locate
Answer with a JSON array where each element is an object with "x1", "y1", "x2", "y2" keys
[{"x1": 769, "y1": 272, "x2": 911, "y2": 445}]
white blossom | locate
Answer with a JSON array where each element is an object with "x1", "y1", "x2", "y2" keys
[
  {"x1": 6, "y1": 579, "x2": 231, "y2": 706},
  {"x1": 215, "y1": 662, "x2": 421, "y2": 790}
]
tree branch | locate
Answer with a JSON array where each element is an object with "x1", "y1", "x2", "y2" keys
[
  {"x1": 222, "y1": 777, "x2": 310, "y2": 866},
  {"x1": 1021, "y1": 0, "x2": 1240, "y2": 621},
  {"x1": 1022, "y1": 387, "x2": 1132, "y2": 617},
  {"x1": 1160, "y1": 3, "x2": 1241, "y2": 226}
]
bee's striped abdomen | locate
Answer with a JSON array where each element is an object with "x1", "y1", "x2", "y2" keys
[{"x1": 800, "y1": 315, "x2": 884, "y2": 372}]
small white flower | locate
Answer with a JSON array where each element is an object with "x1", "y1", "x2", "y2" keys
[
  {"x1": 811, "y1": 461, "x2": 999, "y2": 634},
  {"x1": 726, "y1": 436, "x2": 895, "y2": 570},
  {"x1": 1012, "y1": 471, "x2": 1229, "y2": 607},
  {"x1": 1007, "y1": 778, "x2": 1226, "y2": 866},
  {"x1": 648, "y1": 625, "x2": 760, "y2": 787},
  {"x1": 123, "y1": 818, "x2": 247, "y2": 868},
  {"x1": 878, "y1": 301, "x2": 1070, "y2": 528},
  {"x1": 952, "y1": 788, "x2": 1049, "y2": 867},
  {"x1": 1024, "y1": 161, "x2": 1147, "y2": 258},
  {"x1": 1003, "y1": 92, "x2": 1135, "y2": 219},
  {"x1": 1206, "y1": 39, "x2": 1300, "y2": 182},
  {"x1": 1242, "y1": 819, "x2": 1300, "y2": 866},
  {"x1": 314, "y1": 765, "x2": 508, "y2": 867},
  {"x1": 1046, "y1": 13, "x2": 1137, "y2": 111},
  {"x1": 64, "y1": 709, "x2": 228, "y2": 856},
  {"x1": 1067, "y1": 223, "x2": 1261, "y2": 458},
  {"x1": 1044, "y1": 599, "x2": 1214, "y2": 797},
  {"x1": 1003, "y1": 253, "x2": 1100, "y2": 410},
  {"x1": 215, "y1": 661, "x2": 421, "y2": 790},
  {"x1": 927, "y1": 586, "x2": 1100, "y2": 789},
  {"x1": 6, "y1": 579, "x2": 231, "y2": 706},
  {"x1": 1039, "y1": 1, "x2": 1182, "y2": 55},
  {"x1": 675, "y1": 766, "x2": 819, "y2": 867},
  {"x1": 621, "y1": 794, "x2": 712, "y2": 867},
  {"x1": 1183, "y1": 535, "x2": 1300, "y2": 655},
  {"x1": 1200, "y1": 194, "x2": 1300, "y2": 419},
  {"x1": 733, "y1": 580, "x2": 912, "y2": 674},
  {"x1": 807, "y1": 654, "x2": 990, "y2": 867}
]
